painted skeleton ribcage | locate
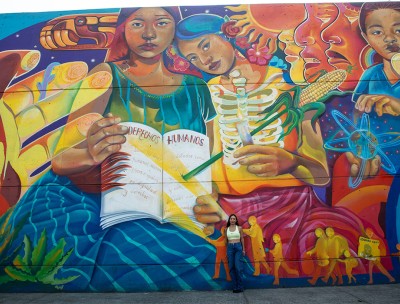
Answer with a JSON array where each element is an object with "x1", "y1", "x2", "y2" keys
[{"x1": 210, "y1": 83, "x2": 285, "y2": 168}]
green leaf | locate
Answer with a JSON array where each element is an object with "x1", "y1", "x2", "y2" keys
[
  {"x1": 0, "y1": 274, "x2": 15, "y2": 284},
  {"x1": 38, "y1": 248, "x2": 73, "y2": 283},
  {"x1": 291, "y1": 86, "x2": 302, "y2": 107},
  {"x1": 31, "y1": 229, "x2": 47, "y2": 275},
  {"x1": 317, "y1": 90, "x2": 352, "y2": 103},
  {"x1": 36, "y1": 239, "x2": 66, "y2": 279},
  {"x1": 5, "y1": 265, "x2": 36, "y2": 282},
  {"x1": 0, "y1": 232, "x2": 14, "y2": 254},
  {"x1": 47, "y1": 275, "x2": 80, "y2": 286},
  {"x1": 0, "y1": 207, "x2": 13, "y2": 234},
  {"x1": 0, "y1": 243, "x2": 22, "y2": 265},
  {"x1": 0, "y1": 212, "x2": 30, "y2": 260},
  {"x1": 12, "y1": 248, "x2": 31, "y2": 275},
  {"x1": 21, "y1": 235, "x2": 32, "y2": 267},
  {"x1": 259, "y1": 92, "x2": 291, "y2": 116}
]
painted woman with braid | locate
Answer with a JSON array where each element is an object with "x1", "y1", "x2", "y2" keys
[
  {"x1": 8, "y1": 7, "x2": 219, "y2": 292},
  {"x1": 176, "y1": 13, "x2": 369, "y2": 279}
]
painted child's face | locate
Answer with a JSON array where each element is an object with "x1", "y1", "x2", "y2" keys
[
  {"x1": 124, "y1": 7, "x2": 175, "y2": 58},
  {"x1": 294, "y1": 3, "x2": 337, "y2": 82},
  {"x1": 178, "y1": 34, "x2": 235, "y2": 75},
  {"x1": 363, "y1": 9, "x2": 400, "y2": 61}
]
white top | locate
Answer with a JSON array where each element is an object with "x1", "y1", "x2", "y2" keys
[{"x1": 227, "y1": 225, "x2": 240, "y2": 241}]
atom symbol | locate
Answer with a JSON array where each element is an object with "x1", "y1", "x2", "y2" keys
[{"x1": 324, "y1": 110, "x2": 400, "y2": 188}]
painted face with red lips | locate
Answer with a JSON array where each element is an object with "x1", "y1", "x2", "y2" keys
[
  {"x1": 177, "y1": 34, "x2": 236, "y2": 75},
  {"x1": 294, "y1": 3, "x2": 337, "y2": 82},
  {"x1": 321, "y1": 3, "x2": 367, "y2": 90},
  {"x1": 124, "y1": 7, "x2": 175, "y2": 59}
]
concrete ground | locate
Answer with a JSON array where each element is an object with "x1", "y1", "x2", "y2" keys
[{"x1": 1, "y1": 283, "x2": 399, "y2": 304}]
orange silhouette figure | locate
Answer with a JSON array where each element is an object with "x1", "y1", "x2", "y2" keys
[
  {"x1": 269, "y1": 233, "x2": 299, "y2": 285},
  {"x1": 243, "y1": 216, "x2": 271, "y2": 276},
  {"x1": 322, "y1": 227, "x2": 349, "y2": 285},
  {"x1": 306, "y1": 228, "x2": 335, "y2": 285},
  {"x1": 363, "y1": 228, "x2": 395, "y2": 284},
  {"x1": 206, "y1": 227, "x2": 231, "y2": 281},
  {"x1": 337, "y1": 250, "x2": 358, "y2": 284}
]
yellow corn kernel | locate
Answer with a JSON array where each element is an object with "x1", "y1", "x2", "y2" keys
[{"x1": 299, "y1": 69, "x2": 347, "y2": 107}]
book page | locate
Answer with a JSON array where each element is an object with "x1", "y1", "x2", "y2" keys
[
  {"x1": 100, "y1": 122, "x2": 163, "y2": 228},
  {"x1": 162, "y1": 129, "x2": 211, "y2": 231}
]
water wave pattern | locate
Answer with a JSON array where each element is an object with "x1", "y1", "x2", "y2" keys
[{"x1": 8, "y1": 170, "x2": 221, "y2": 291}]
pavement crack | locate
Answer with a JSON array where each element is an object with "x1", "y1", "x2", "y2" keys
[{"x1": 340, "y1": 288, "x2": 371, "y2": 304}]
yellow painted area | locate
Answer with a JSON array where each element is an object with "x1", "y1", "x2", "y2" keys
[{"x1": 163, "y1": 192, "x2": 206, "y2": 238}]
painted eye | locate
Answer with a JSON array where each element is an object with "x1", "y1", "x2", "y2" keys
[
  {"x1": 372, "y1": 30, "x2": 382, "y2": 35},
  {"x1": 203, "y1": 42, "x2": 210, "y2": 51},
  {"x1": 189, "y1": 56, "x2": 198, "y2": 63},
  {"x1": 131, "y1": 22, "x2": 143, "y2": 28},
  {"x1": 157, "y1": 21, "x2": 170, "y2": 27}
]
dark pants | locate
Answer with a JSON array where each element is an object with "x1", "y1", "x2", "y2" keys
[{"x1": 227, "y1": 242, "x2": 243, "y2": 291}]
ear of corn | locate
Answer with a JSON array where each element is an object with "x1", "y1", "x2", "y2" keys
[{"x1": 298, "y1": 69, "x2": 347, "y2": 107}]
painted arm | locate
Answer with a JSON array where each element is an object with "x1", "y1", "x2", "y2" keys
[
  {"x1": 233, "y1": 111, "x2": 330, "y2": 186},
  {"x1": 52, "y1": 63, "x2": 128, "y2": 177}
]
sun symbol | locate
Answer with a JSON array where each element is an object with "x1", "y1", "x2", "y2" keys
[
  {"x1": 226, "y1": 4, "x2": 306, "y2": 53},
  {"x1": 324, "y1": 110, "x2": 400, "y2": 188}
]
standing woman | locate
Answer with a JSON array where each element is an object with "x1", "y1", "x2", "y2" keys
[{"x1": 226, "y1": 214, "x2": 245, "y2": 293}]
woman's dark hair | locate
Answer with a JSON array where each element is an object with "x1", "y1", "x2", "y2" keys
[
  {"x1": 359, "y1": 2, "x2": 400, "y2": 34},
  {"x1": 106, "y1": 6, "x2": 182, "y2": 61},
  {"x1": 226, "y1": 214, "x2": 239, "y2": 227}
]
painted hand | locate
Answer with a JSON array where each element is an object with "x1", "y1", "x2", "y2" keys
[
  {"x1": 355, "y1": 94, "x2": 400, "y2": 117},
  {"x1": 86, "y1": 113, "x2": 129, "y2": 165},
  {"x1": 194, "y1": 187, "x2": 224, "y2": 235},
  {"x1": 233, "y1": 145, "x2": 297, "y2": 177},
  {"x1": 345, "y1": 152, "x2": 381, "y2": 179}
]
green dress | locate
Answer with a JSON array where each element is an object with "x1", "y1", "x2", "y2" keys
[{"x1": 105, "y1": 63, "x2": 216, "y2": 135}]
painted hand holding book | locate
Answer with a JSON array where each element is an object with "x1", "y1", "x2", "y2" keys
[{"x1": 100, "y1": 122, "x2": 211, "y2": 238}]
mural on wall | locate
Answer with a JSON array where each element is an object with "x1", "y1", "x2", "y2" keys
[{"x1": 0, "y1": 1, "x2": 399, "y2": 292}]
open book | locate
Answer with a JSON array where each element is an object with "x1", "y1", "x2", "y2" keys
[{"x1": 100, "y1": 122, "x2": 212, "y2": 238}]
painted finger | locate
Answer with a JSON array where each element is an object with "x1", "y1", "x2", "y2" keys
[
  {"x1": 345, "y1": 152, "x2": 361, "y2": 166},
  {"x1": 247, "y1": 163, "x2": 278, "y2": 177},
  {"x1": 355, "y1": 95, "x2": 368, "y2": 112},
  {"x1": 238, "y1": 154, "x2": 274, "y2": 166},
  {"x1": 194, "y1": 204, "x2": 220, "y2": 215},
  {"x1": 363, "y1": 158, "x2": 371, "y2": 180},
  {"x1": 196, "y1": 214, "x2": 222, "y2": 224},
  {"x1": 374, "y1": 98, "x2": 389, "y2": 117},
  {"x1": 369, "y1": 156, "x2": 381, "y2": 177},
  {"x1": 93, "y1": 143, "x2": 122, "y2": 164},
  {"x1": 350, "y1": 163, "x2": 360, "y2": 178}
]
